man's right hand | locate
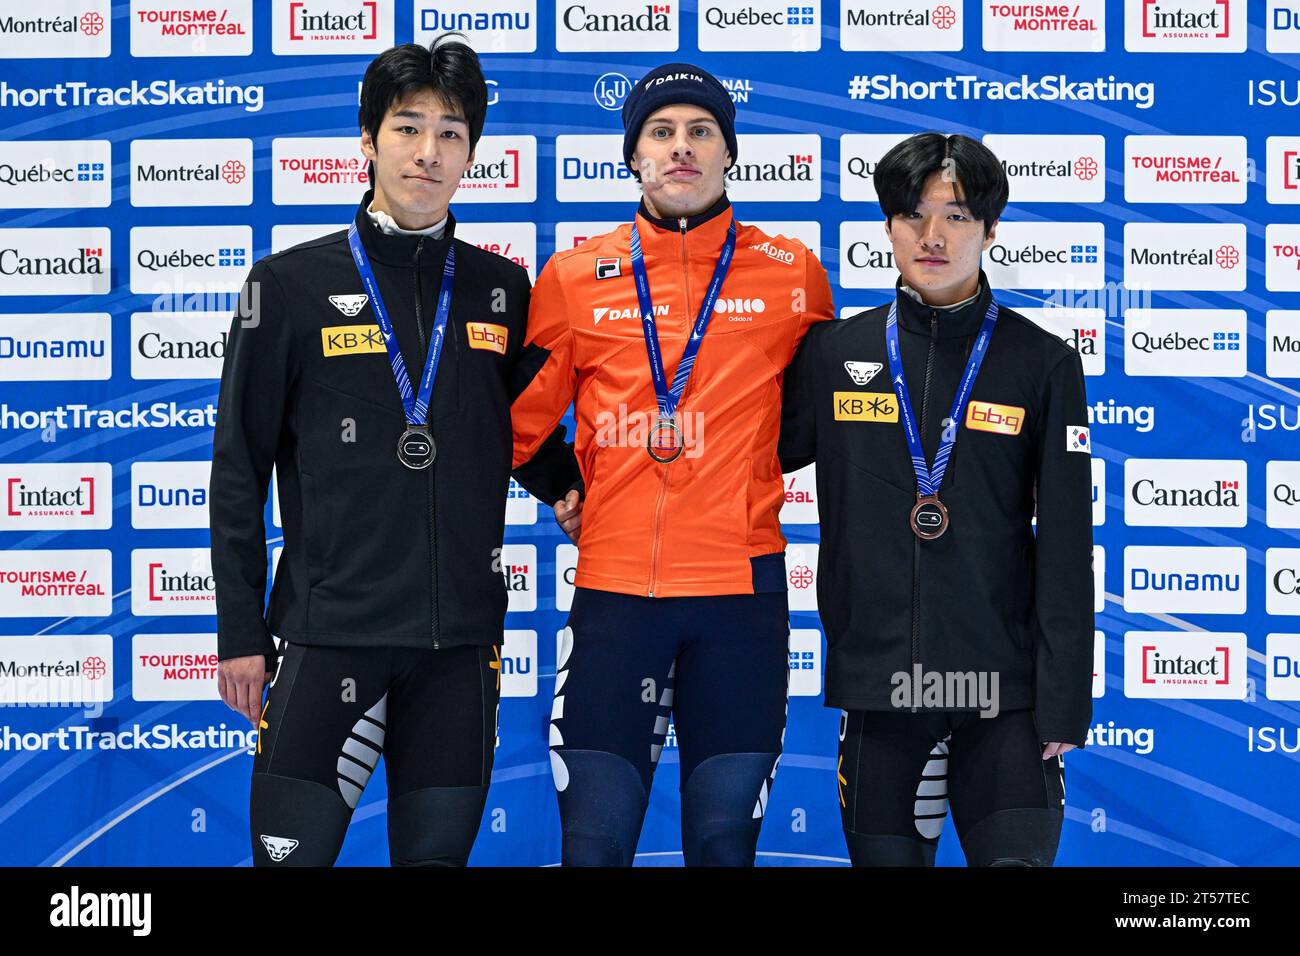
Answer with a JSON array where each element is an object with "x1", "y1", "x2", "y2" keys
[
  {"x1": 218, "y1": 655, "x2": 273, "y2": 726},
  {"x1": 554, "y1": 489, "x2": 583, "y2": 544}
]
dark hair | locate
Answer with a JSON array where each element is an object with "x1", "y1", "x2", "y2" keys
[
  {"x1": 358, "y1": 34, "x2": 489, "y2": 155},
  {"x1": 874, "y1": 133, "x2": 1008, "y2": 236}
]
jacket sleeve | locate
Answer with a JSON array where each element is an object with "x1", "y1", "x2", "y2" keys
[
  {"x1": 1031, "y1": 350, "x2": 1095, "y2": 746},
  {"x1": 210, "y1": 260, "x2": 294, "y2": 664},
  {"x1": 510, "y1": 256, "x2": 579, "y2": 490},
  {"x1": 777, "y1": 250, "x2": 834, "y2": 474},
  {"x1": 778, "y1": 329, "x2": 818, "y2": 474}
]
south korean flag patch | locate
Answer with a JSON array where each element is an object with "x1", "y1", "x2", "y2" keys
[{"x1": 1067, "y1": 426, "x2": 1091, "y2": 454}]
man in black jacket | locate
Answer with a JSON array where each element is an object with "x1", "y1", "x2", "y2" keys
[
  {"x1": 779, "y1": 133, "x2": 1093, "y2": 866},
  {"x1": 211, "y1": 37, "x2": 576, "y2": 866}
]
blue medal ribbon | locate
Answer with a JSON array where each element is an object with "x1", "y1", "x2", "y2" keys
[
  {"x1": 629, "y1": 219, "x2": 736, "y2": 425},
  {"x1": 884, "y1": 294, "x2": 999, "y2": 499},
  {"x1": 346, "y1": 222, "x2": 455, "y2": 426}
]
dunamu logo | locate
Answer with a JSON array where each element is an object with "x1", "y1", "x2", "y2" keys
[{"x1": 891, "y1": 665, "x2": 1000, "y2": 717}]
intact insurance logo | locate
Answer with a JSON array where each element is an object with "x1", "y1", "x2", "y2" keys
[
  {"x1": 982, "y1": 222, "x2": 1105, "y2": 291},
  {"x1": 131, "y1": 548, "x2": 216, "y2": 616},
  {"x1": 556, "y1": 0, "x2": 678, "y2": 51},
  {"x1": 1124, "y1": 459, "x2": 1247, "y2": 527},
  {"x1": 272, "y1": 137, "x2": 369, "y2": 205},
  {"x1": 0, "y1": 141, "x2": 110, "y2": 209},
  {"x1": 457, "y1": 136, "x2": 536, "y2": 204},
  {"x1": 697, "y1": 1, "x2": 821, "y2": 51},
  {"x1": 1266, "y1": 136, "x2": 1300, "y2": 204},
  {"x1": 1124, "y1": 632, "x2": 1245, "y2": 700},
  {"x1": 415, "y1": 1, "x2": 536, "y2": 52},
  {"x1": 1020, "y1": 308, "x2": 1106, "y2": 376},
  {"x1": 129, "y1": 226, "x2": 252, "y2": 294},
  {"x1": 983, "y1": 134, "x2": 1105, "y2": 203},
  {"x1": 0, "y1": 0, "x2": 110, "y2": 58},
  {"x1": 1124, "y1": 222, "x2": 1245, "y2": 291},
  {"x1": 130, "y1": 0, "x2": 253, "y2": 57},
  {"x1": 1124, "y1": 309, "x2": 1246, "y2": 378},
  {"x1": 1266, "y1": 224, "x2": 1300, "y2": 292},
  {"x1": 1125, "y1": 0, "x2": 1244, "y2": 51},
  {"x1": 1124, "y1": 135, "x2": 1247, "y2": 205},
  {"x1": 984, "y1": 0, "x2": 1105, "y2": 51},
  {"x1": 1123, "y1": 546, "x2": 1246, "y2": 615},
  {"x1": 840, "y1": 0, "x2": 963, "y2": 51},
  {"x1": 273, "y1": 0, "x2": 393, "y2": 54},
  {"x1": 0, "y1": 463, "x2": 111, "y2": 531},
  {"x1": 0, "y1": 313, "x2": 110, "y2": 382},
  {"x1": 131, "y1": 139, "x2": 252, "y2": 207},
  {"x1": 1267, "y1": 0, "x2": 1300, "y2": 51},
  {"x1": 0, "y1": 228, "x2": 110, "y2": 297}
]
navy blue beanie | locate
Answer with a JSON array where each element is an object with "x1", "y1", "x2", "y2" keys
[{"x1": 621, "y1": 63, "x2": 737, "y2": 179}]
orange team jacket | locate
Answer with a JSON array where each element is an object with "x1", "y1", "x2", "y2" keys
[{"x1": 512, "y1": 196, "x2": 834, "y2": 598}]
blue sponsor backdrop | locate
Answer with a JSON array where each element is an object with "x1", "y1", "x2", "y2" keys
[{"x1": 1, "y1": 0, "x2": 1299, "y2": 866}]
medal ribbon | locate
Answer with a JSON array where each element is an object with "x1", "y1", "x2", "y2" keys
[
  {"x1": 347, "y1": 222, "x2": 456, "y2": 426},
  {"x1": 629, "y1": 219, "x2": 736, "y2": 423},
  {"x1": 884, "y1": 295, "x2": 999, "y2": 498}
]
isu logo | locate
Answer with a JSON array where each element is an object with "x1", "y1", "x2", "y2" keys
[
  {"x1": 965, "y1": 400, "x2": 1024, "y2": 436},
  {"x1": 467, "y1": 322, "x2": 508, "y2": 355}
]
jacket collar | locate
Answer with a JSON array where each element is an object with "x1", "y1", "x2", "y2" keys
[
  {"x1": 351, "y1": 188, "x2": 457, "y2": 267},
  {"x1": 632, "y1": 193, "x2": 734, "y2": 261},
  {"x1": 893, "y1": 270, "x2": 995, "y2": 339}
]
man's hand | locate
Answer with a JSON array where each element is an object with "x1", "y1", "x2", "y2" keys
[
  {"x1": 1042, "y1": 742, "x2": 1076, "y2": 759},
  {"x1": 554, "y1": 489, "x2": 583, "y2": 544},
  {"x1": 218, "y1": 655, "x2": 273, "y2": 726}
]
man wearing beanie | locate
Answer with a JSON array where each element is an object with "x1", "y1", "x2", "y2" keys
[{"x1": 512, "y1": 63, "x2": 835, "y2": 866}]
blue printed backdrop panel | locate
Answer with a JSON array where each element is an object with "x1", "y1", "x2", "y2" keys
[{"x1": 0, "y1": 0, "x2": 1297, "y2": 866}]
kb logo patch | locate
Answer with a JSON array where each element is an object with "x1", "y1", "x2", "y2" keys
[
  {"x1": 834, "y1": 391, "x2": 898, "y2": 422},
  {"x1": 321, "y1": 325, "x2": 385, "y2": 357}
]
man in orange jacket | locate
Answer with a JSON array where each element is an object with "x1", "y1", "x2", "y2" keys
[{"x1": 512, "y1": 63, "x2": 834, "y2": 865}]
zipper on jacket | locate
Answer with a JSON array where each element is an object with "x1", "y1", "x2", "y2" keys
[
  {"x1": 646, "y1": 217, "x2": 690, "y2": 598},
  {"x1": 413, "y1": 237, "x2": 441, "y2": 649},
  {"x1": 910, "y1": 314, "x2": 938, "y2": 693}
]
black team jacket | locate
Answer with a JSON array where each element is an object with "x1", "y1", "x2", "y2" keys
[
  {"x1": 211, "y1": 190, "x2": 578, "y2": 663},
  {"x1": 779, "y1": 271, "x2": 1095, "y2": 745}
]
